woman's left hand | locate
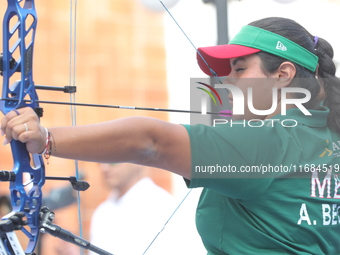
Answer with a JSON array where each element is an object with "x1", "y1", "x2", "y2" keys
[{"x1": 1, "y1": 107, "x2": 47, "y2": 154}]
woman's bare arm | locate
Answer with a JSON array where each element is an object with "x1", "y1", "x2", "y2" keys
[{"x1": 1, "y1": 108, "x2": 192, "y2": 179}]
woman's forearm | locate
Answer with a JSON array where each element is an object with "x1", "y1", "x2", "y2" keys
[
  {"x1": 49, "y1": 117, "x2": 160, "y2": 163},
  {"x1": 48, "y1": 116, "x2": 191, "y2": 178}
]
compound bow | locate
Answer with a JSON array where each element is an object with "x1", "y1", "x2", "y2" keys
[
  {"x1": 0, "y1": 0, "x2": 44, "y2": 254},
  {"x1": 0, "y1": 1, "x2": 100, "y2": 255}
]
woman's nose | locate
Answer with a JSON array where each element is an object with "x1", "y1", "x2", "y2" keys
[{"x1": 223, "y1": 75, "x2": 235, "y2": 85}]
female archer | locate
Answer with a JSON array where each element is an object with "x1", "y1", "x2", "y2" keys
[{"x1": 2, "y1": 17, "x2": 340, "y2": 254}]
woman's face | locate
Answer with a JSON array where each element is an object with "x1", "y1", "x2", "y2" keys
[{"x1": 225, "y1": 54, "x2": 280, "y2": 121}]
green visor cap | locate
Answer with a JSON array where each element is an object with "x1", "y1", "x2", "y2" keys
[{"x1": 229, "y1": 25, "x2": 319, "y2": 72}]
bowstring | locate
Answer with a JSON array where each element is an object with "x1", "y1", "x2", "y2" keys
[
  {"x1": 142, "y1": 1, "x2": 222, "y2": 253},
  {"x1": 69, "y1": 1, "x2": 84, "y2": 255},
  {"x1": 158, "y1": 0, "x2": 222, "y2": 84},
  {"x1": 142, "y1": 189, "x2": 193, "y2": 255}
]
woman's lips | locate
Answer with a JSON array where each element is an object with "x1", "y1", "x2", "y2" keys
[{"x1": 218, "y1": 97, "x2": 233, "y2": 117}]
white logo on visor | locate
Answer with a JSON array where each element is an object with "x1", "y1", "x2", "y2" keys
[{"x1": 276, "y1": 41, "x2": 287, "y2": 51}]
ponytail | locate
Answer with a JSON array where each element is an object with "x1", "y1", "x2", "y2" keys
[{"x1": 314, "y1": 37, "x2": 340, "y2": 133}]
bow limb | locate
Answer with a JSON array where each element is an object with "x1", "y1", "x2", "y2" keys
[{"x1": 0, "y1": 0, "x2": 45, "y2": 254}]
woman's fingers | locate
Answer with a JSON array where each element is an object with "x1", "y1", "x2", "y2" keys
[
  {"x1": 1, "y1": 108, "x2": 46, "y2": 153},
  {"x1": 1, "y1": 109, "x2": 25, "y2": 143}
]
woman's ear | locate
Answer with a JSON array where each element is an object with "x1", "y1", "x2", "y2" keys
[{"x1": 275, "y1": 61, "x2": 296, "y2": 88}]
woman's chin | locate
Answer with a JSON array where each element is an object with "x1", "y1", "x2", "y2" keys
[{"x1": 231, "y1": 115, "x2": 245, "y2": 121}]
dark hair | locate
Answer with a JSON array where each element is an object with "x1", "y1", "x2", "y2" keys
[{"x1": 249, "y1": 17, "x2": 340, "y2": 133}]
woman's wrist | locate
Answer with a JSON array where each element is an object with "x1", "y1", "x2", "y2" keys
[
  {"x1": 38, "y1": 128, "x2": 54, "y2": 163},
  {"x1": 38, "y1": 128, "x2": 50, "y2": 155}
]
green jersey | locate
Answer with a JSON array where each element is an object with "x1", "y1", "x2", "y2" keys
[{"x1": 184, "y1": 107, "x2": 340, "y2": 254}]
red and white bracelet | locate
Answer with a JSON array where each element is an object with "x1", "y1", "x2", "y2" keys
[{"x1": 39, "y1": 127, "x2": 52, "y2": 163}]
